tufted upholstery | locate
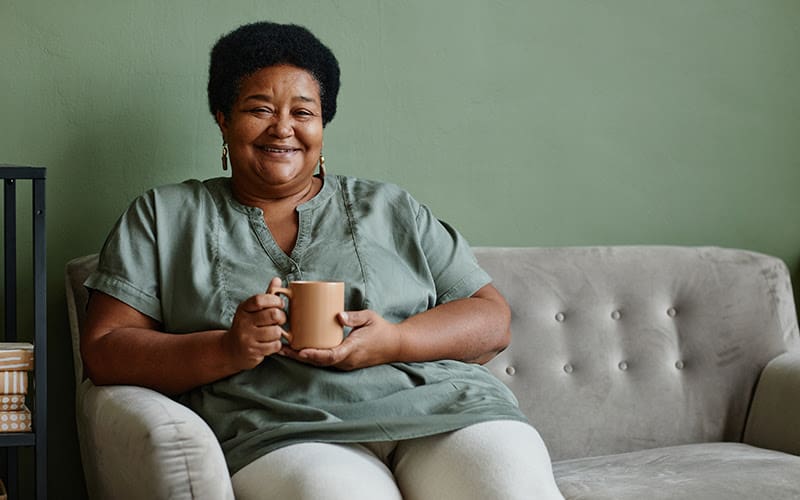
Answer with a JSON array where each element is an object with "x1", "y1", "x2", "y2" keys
[
  {"x1": 67, "y1": 246, "x2": 800, "y2": 499},
  {"x1": 478, "y1": 246, "x2": 798, "y2": 459},
  {"x1": 477, "y1": 246, "x2": 800, "y2": 498}
]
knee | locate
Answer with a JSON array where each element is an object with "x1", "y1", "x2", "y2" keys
[
  {"x1": 233, "y1": 443, "x2": 403, "y2": 500},
  {"x1": 394, "y1": 420, "x2": 563, "y2": 500}
]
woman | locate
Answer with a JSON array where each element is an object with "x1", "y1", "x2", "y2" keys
[{"x1": 82, "y1": 21, "x2": 563, "y2": 499}]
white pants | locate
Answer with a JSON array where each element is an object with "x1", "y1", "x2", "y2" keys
[{"x1": 232, "y1": 420, "x2": 564, "y2": 500}]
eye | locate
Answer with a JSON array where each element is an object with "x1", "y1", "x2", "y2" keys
[
  {"x1": 293, "y1": 109, "x2": 318, "y2": 120},
  {"x1": 249, "y1": 107, "x2": 274, "y2": 116}
]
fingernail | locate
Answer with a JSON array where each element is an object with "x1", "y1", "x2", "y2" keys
[{"x1": 339, "y1": 312, "x2": 349, "y2": 322}]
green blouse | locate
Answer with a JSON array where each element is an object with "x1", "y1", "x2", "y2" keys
[{"x1": 85, "y1": 175, "x2": 526, "y2": 474}]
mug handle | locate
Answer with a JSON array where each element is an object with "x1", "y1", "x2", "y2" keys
[{"x1": 270, "y1": 287, "x2": 293, "y2": 344}]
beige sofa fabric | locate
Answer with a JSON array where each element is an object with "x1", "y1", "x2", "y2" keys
[
  {"x1": 553, "y1": 442, "x2": 800, "y2": 499},
  {"x1": 66, "y1": 246, "x2": 800, "y2": 499},
  {"x1": 66, "y1": 254, "x2": 234, "y2": 500},
  {"x1": 477, "y1": 246, "x2": 799, "y2": 461},
  {"x1": 743, "y1": 351, "x2": 800, "y2": 455}
]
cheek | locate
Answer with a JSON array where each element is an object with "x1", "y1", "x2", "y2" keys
[
  {"x1": 230, "y1": 123, "x2": 261, "y2": 143},
  {"x1": 307, "y1": 127, "x2": 324, "y2": 151},
  {"x1": 224, "y1": 113, "x2": 261, "y2": 140}
]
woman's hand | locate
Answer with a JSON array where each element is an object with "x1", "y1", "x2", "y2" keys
[
  {"x1": 223, "y1": 277, "x2": 288, "y2": 371},
  {"x1": 279, "y1": 310, "x2": 402, "y2": 370},
  {"x1": 279, "y1": 284, "x2": 511, "y2": 371},
  {"x1": 83, "y1": 283, "x2": 291, "y2": 395}
]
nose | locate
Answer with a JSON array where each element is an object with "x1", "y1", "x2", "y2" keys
[{"x1": 268, "y1": 113, "x2": 293, "y2": 139}]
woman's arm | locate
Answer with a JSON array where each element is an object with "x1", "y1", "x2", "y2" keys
[
  {"x1": 82, "y1": 278, "x2": 288, "y2": 395},
  {"x1": 280, "y1": 283, "x2": 511, "y2": 370},
  {"x1": 395, "y1": 283, "x2": 511, "y2": 364}
]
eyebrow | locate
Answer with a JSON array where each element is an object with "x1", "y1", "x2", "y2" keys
[{"x1": 243, "y1": 94, "x2": 318, "y2": 104}]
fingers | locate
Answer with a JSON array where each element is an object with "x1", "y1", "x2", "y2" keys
[
  {"x1": 225, "y1": 283, "x2": 291, "y2": 370},
  {"x1": 240, "y1": 293, "x2": 285, "y2": 314},
  {"x1": 279, "y1": 310, "x2": 388, "y2": 370},
  {"x1": 280, "y1": 342, "x2": 353, "y2": 367},
  {"x1": 246, "y1": 336, "x2": 284, "y2": 355},
  {"x1": 223, "y1": 324, "x2": 286, "y2": 371},
  {"x1": 234, "y1": 303, "x2": 285, "y2": 329},
  {"x1": 234, "y1": 277, "x2": 287, "y2": 314},
  {"x1": 257, "y1": 307, "x2": 286, "y2": 327}
]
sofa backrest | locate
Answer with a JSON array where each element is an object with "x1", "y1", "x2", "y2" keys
[
  {"x1": 477, "y1": 246, "x2": 800, "y2": 461},
  {"x1": 65, "y1": 253, "x2": 98, "y2": 386},
  {"x1": 67, "y1": 247, "x2": 800, "y2": 462}
]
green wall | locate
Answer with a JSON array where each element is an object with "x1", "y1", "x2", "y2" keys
[{"x1": 2, "y1": 0, "x2": 799, "y2": 497}]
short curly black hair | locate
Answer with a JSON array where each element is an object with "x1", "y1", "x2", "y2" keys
[{"x1": 208, "y1": 21, "x2": 341, "y2": 126}]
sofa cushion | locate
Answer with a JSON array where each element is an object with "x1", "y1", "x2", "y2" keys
[{"x1": 553, "y1": 442, "x2": 800, "y2": 499}]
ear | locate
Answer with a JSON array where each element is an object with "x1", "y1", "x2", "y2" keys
[{"x1": 215, "y1": 111, "x2": 228, "y2": 138}]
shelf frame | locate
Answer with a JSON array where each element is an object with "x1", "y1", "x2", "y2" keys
[{"x1": 0, "y1": 165, "x2": 47, "y2": 500}]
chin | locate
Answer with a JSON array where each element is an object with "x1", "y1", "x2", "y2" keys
[{"x1": 258, "y1": 164, "x2": 314, "y2": 185}]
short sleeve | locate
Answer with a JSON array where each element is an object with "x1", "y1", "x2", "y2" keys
[
  {"x1": 83, "y1": 191, "x2": 163, "y2": 321},
  {"x1": 415, "y1": 204, "x2": 492, "y2": 304}
]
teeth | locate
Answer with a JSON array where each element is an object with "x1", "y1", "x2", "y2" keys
[{"x1": 263, "y1": 147, "x2": 292, "y2": 153}]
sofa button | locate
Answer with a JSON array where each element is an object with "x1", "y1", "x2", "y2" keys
[
  {"x1": 563, "y1": 363, "x2": 574, "y2": 374},
  {"x1": 505, "y1": 366, "x2": 516, "y2": 376},
  {"x1": 675, "y1": 360, "x2": 685, "y2": 370},
  {"x1": 555, "y1": 312, "x2": 566, "y2": 322},
  {"x1": 611, "y1": 310, "x2": 621, "y2": 320},
  {"x1": 667, "y1": 307, "x2": 678, "y2": 317},
  {"x1": 618, "y1": 361, "x2": 628, "y2": 371}
]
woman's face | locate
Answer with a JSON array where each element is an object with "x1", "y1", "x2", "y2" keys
[{"x1": 218, "y1": 64, "x2": 324, "y2": 197}]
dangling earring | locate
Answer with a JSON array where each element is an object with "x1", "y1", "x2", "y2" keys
[
  {"x1": 221, "y1": 142, "x2": 229, "y2": 171},
  {"x1": 318, "y1": 153, "x2": 326, "y2": 176}
]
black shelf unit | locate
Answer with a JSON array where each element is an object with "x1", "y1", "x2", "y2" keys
[{"x1": 0, "y1": 165, "x2": 46, "y2": 500}]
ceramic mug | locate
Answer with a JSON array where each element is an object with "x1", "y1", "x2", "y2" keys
[{"x1": 271, "y1": 281, "x2": 345, "y2": 349}]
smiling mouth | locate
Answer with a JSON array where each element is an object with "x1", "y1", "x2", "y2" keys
[{"x1": 258, "y1": 146, "x2": 299, "y2": 153}]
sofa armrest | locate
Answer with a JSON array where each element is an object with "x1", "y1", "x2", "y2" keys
[
  {"x1": 76, "y1": 380, "x2": 234, "y2": 500},
  {"x1": 743, "y1": 351, "x2": 800, "y2": 456}
]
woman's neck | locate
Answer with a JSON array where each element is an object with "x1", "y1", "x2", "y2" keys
[{"x1": 232, "y1": 175, "x2": 322, "y2": 212}]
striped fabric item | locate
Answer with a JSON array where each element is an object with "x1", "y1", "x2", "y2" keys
[
  {"x1": 0, "y1": 343, "x2": 34, "y2": 371},
  {"x1": 0, "y1": 372, "x2": 28, "y2": 395}
]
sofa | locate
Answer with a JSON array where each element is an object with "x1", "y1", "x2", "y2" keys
[{"x1": 65, "y1": 246, "x2": 800, "y2": 499}]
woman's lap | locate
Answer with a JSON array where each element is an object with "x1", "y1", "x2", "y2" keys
[{"x1": 232, "y1": 420, "x2": 563, "y2": 500}]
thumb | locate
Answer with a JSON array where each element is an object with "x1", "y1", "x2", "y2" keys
[
  {"x1": 339, "y1": 310, "x2": 372, "y2": 327},
  {"x1": 266, "y1": 277, "x2": 282, "y2": 294}
]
